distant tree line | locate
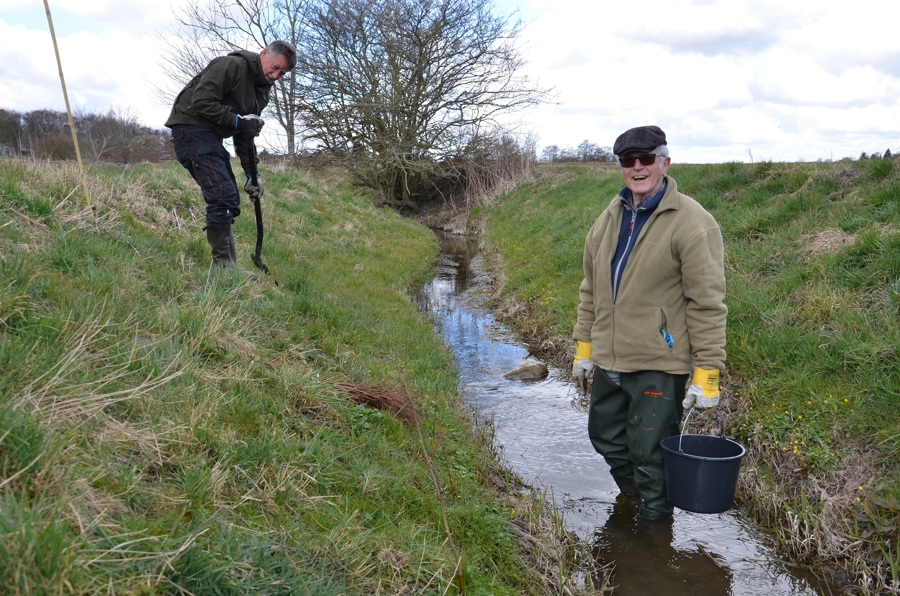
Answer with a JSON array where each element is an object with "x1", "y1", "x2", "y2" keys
[
  {"x1": 0, "y1": 108, "x2": 172, "y2": 163},
  {"x1": 539, "y1": 142, "x2": 900, "y2": 164},
  {"x1": 858, "y1": 149, "x2": 894, "y2": 160},
  {"x1": 539, "y1": 140, "x2": 616, "y2": 163}
]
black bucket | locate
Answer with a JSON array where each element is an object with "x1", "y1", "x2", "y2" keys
[{"x1": 660, "y1": 434, "x2": 746, "y2": 514}]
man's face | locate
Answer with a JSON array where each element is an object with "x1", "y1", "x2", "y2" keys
[
  {"x1": 620, "y1": 151, "x2": 670, "y2": 203},
  {"x1": 260, "y1": 49, "x2": 291, "y2": 84}
]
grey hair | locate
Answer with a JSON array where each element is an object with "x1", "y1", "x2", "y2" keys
[
  {"x1": 656, "y1": 144, "x2": 670, "y2": 159},
  {"x1": 267, "y1": 40, "x2": 297, "y2": 70}
]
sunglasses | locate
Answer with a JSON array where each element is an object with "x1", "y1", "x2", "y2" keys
[{"x1": 618, "y1": 153, "x2": 660, "y2": 168}]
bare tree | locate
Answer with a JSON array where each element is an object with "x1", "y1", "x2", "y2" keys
[
  {"x1": 75, "y1": 108, "x2": 136, "y2": 161},
  {"x1": 0, "y1": 107, "x2": 168, "y2": 162},
  {"x1": 294, "y1": 0, "x2": 550, "y2": 207},
  {"x1": 573, "y1": 140, "x2": 613, "y2": 163},
  {"x1": 540, "y1": 145, "x2": 561, "y2": 162},
  {"x1": 22, "y1": 109, "x2": 69, "y2": 146},
  {"x1": 158, "y1": 0, "x2": 310, "y2": 156},
  {"x1": 69, "y1": 108, "x2": 169, "y2": 163},
  {"x1": 0, "y1": 109, "x2": 25, "y2": 155},
  {"x1": 575, "y1": 140, "x2": 597, "y2": 162}
]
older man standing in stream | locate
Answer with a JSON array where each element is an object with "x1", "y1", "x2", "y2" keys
[{"x1": 572, "y1": 125, "x2": 727, "y2": 520}]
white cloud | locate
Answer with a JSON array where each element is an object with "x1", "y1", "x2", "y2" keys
[
  {"x1": 22, "y1": 0, "x2": 167, "y2": 31},
  {"x1": 1, "y1": 6, "x2": 176, "y2": 130},
  {"x1": 3, "y1": 0, "x2": 900, "y2": 162},
  {"x1": 506, "y1": 0, "x2": 900, "y2": 162}
]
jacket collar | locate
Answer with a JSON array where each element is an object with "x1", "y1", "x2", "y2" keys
[{"x1": 228, "y1": 49, "x2": 272, "y2": 88}]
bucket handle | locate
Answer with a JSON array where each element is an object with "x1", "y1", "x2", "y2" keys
[
  {"x1": 678, "y1": 406, "x2": 696, "y2": 452},
  {"x1": 679, "y1": 407, "x2": 740, "y2": 454}
]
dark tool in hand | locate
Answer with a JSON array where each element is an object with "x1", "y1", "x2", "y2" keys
[{"x1": 247, "y1": 142, "x2": 273, "y2": 279}]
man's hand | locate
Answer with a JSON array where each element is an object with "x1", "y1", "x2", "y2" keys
[
  {"x1": 683, "y1": 367, "x2": 721, "y2": 408},
  {"x1": 244, "y1": 176, "x2": 263, "y2": 201},
  {"x1": 235, "y1": 114, "x2": 265, "y2": 137},
  {"x1": 572, "y1": 340, "x2": 594, "y2": 393}
]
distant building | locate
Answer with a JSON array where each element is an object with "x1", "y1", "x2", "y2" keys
[{"x1": 0, "y1": 142, "x2": 30, "y2": 157}]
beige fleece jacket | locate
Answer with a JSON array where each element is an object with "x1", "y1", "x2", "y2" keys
[{"x1": 573, "y1": 176, "x2": 727, "y2": 374}]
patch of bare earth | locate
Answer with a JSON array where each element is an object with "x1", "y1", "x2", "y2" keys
[{"x1": 807, "y1": 228, "x2": 856, "y2": 257}]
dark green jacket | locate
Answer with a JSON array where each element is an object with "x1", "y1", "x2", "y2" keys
[{"x1": 165, "y1": 50, "x2": 271, "y2": 170}]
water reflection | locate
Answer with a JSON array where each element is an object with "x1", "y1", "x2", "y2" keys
[
  {"x1": 418, "y1": 230, "x2": 826, "y2": 595},
  {"x1": 588, "y1": 494, "x2": 733, "y2": 595}
]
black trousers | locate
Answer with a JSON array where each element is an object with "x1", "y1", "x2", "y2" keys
[
  {"x1": 171, "y1": 124, "x2": 241, "y2": 226},
  {"x1": 588, "y1": 369, "x2": 687, "y2": 519}
]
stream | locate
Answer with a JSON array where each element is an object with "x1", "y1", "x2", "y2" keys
[{"x1": 417, "y1": 231, "x2": 830, "y2": 595}]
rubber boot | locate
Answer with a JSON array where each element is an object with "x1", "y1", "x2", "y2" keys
[
  {"x1": 206, "y1": 224, "x2": 259, "y2": 280},
  {"x1": 206, "y1": 224, "x2": 233, "y2": 267}
]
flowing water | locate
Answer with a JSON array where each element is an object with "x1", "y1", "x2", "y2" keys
[{"x1": 417, "y1": 231, "x2": 831, "y2": 595}]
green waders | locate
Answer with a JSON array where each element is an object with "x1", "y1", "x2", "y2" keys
[{"x1": 588, "y1": 369, "x2": 687, "y2": 520}]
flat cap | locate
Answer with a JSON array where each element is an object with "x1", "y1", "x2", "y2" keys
[{"x1": 613, "y1": 125, "x2": 667, "y2": 156}]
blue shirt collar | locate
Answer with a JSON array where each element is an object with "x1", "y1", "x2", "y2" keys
[{"x1": 619, "y1": 178, "x2": 668, "y2": 212}]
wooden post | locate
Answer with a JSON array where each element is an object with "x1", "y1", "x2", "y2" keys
[{"x1": 43, "y1": 0, "x2": 92, "y2": 207}]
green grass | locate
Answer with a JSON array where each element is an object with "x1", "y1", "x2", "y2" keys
[
  {"x1": 481, "y1": 159, "x2": 900, "y2": 591},
  {"x1": 0, "y1": 158, "x2": 574, "y2": 593}
]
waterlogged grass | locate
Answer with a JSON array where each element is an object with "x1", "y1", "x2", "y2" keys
[
  {"x1": 481, "y1": 159, "x2": 900, "y2": 592},
  {"x1": 0, "y1": 158, "x2": 575, "y2": 593}
]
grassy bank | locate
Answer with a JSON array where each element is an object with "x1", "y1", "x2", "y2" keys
[
  {"x1": 0, "y1": 158, "x2": 581, "y2": 593},
  {"x1": 478, "y1": 160, "x2": 900, "y2": 594}
]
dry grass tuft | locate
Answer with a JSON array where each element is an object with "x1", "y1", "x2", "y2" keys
[
  {"x1": 14, "y1": 314, "x2": 186, "y2": 426},
  {"x1": 807, "y1": 228, "x2": 856, "y2": 256}
]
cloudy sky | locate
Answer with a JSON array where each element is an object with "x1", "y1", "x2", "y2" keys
[{"x1": 2, "y1": 0, "x2": 899, "y2": 163}]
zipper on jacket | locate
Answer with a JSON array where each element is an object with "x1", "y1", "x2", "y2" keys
[
  {"x1": 610, "y1": 303, "x2": 617, "y2": 368},
  {"x1": 611, "y1": 209, "x2": 637, "y2": 304}
]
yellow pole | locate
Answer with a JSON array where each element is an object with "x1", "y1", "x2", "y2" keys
[{"x1": 43, "y1": 0, "x2": 92, "y2": 207}]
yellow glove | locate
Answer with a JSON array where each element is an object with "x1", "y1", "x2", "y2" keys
[
  {"x1": 572, "y1": 341, "x2": 594, "y2": 391},
  {"x1": 683, "y1": 367, "x2": 721, "y2": 408}
]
